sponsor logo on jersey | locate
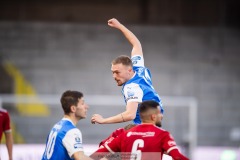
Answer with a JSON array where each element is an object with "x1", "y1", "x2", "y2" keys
[
  {"x1": 126, "y1": 89, "x2": 138, "y2": 101},
  {"x1": 74, "y1": 142, "x2": 82, "y2": 149},
  {"x1": 127, "y1": 131, "x2": 155, "y2": 137},
  {"x1": 132, "y1": 56, "x2": 141, "y2": 61},
  {"x1": 132, "y1": 61, "x2": 137, "y2": 64},
  {"x1": 168, "y1": 140, "x2": 176, "y2": 146},
  {"x1": 127, "y1": 90, "x2": 135, "y2": 97},
  {"x1": 126, "y1": 96, "x2": 138, "y2": 101},
  {"x1": 132, "y1": 56, "x2": 141, "y2": 65},
  {"x1": 105, "y1": 137, "x2": 114, "y2": 145}
]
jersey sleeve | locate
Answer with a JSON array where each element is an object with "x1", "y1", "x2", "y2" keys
[
  {"x1": 99, "y1": 128, "x2": 124, "y2": 147},
  {"x1": 168, "y1": 149, "x2": 189, "y2": 160},
  {"x1": 162, "y1": 133, "x2": 189, "y2": 160},
  {"x1": 123, "y1": 83, "x2": 143, "y2": 103},
  {"x1": 162, "y1": 131, "x2": 179, "y2": 154},
  {"x1": 90, "y1": 146, "x2": 110, "y2": 160},
  {"x1": 62, "y1": 128, "x2": 84, "y2": 157},
  {"x1": 131, "y1": 55, "x2": 144, "y2": 67},
  {"x1": 104, "y1": 133, "x2": 122, "y2": 154}
]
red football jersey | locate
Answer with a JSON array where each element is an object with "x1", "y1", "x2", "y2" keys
[
  {"x1": 99, "y1": 128, "x2": 125, "y2": 147},
  {"x1": 0, "y1": 108, "x2": 11, "y2": 141},
  {"x1": 104, "y1": 124, "x2": 179, "y2": 160}
]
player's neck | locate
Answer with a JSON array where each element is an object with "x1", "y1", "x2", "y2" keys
[
  {"x1": 64, "y1": 115, "x2": 78, "y2": 126},
  {"x1": 141, "y1": 122, "x2": 155, "y2": 125},
  {"x1": 129, "y1": 71, "x2": 135, "y2": 79}
]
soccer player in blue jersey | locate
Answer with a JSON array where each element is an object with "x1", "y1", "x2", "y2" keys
[
  {"x1": 42, "y1": 90, "x2": 93, "y2": 160},
  {"x1": 91, "y1": 18, "x2": 163, "y2": 125}
]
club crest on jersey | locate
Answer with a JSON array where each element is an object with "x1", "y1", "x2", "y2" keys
[
  {"x1": 126, "y1": 91, "x2": 138, "y2": 101},
  {"x1": 137, "y1": 68, "x2": 144, "y2": 74},
  {"x1": 127, "y1": 90, "x2": 135, "y2": 97},
  {"x1": 75, "y1": 136, "x2": 81, "y2": 142}
]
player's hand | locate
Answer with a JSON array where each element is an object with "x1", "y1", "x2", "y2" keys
[
  {"x1": 91, "y1": 114, "x2": 104, "y2": 124},
  {"x1": 108, "y1": 18, "x2": 121, "y2": 29}
]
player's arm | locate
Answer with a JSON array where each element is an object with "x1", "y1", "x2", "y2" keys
[
  {"x1": 72, "y1": 151, "x2": 93, "y2": 160},
  {"x1": 168, "y1": 149, "x2": 189, "y2": 160},
  {"x1": 162, "y1": 132, "x2": 189, "y2": 160},
  {"x1": 108, "y1": 18, "x2": 143, "y2": 57},
  {"x1": 91, "y1": 101, "x2": 138, "y2": 124},
  {"x1": 90, "y1": 146, "x2": 110, "y2": 160},
  {"x1": 91, "y1": 134, "x2": 122, "y2": 160},
  {"x1": 63, "y1": 128, "x2": 93, "y2": 160},
  {"x1": 4, "y1": 131, "x2": 13, "y2": 160}
]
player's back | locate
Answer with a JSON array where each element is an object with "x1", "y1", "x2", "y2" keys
[
  {"x1": 42, "y1": 119, "x2": 76, "y2": 160},
  {"x1": 119, "y1": 124, "x2": 172, "y2": 160}
]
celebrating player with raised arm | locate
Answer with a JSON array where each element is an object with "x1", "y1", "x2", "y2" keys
[{"x1": 91, "y1": 18, "x2": 163, "y2": 124}]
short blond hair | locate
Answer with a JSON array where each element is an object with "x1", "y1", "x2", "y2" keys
[{"x1": 111, "y1": 55, "x2": 133, "y2": 67}]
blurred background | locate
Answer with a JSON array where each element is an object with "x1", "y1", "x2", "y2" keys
[{"x1": 0, "y1": 0, "x2": 240, "y2": 159}]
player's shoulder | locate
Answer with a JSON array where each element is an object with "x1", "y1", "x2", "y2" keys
[
  {"x1": 64, "y1": 127, "x2": 82, "y2": 138},
  {"x1": 0, "y1": 108, "x2": 8, "y2": 114},
  {"x1": 124, "y1": 82, "x2": 140, "y2": 88},
  {"x1": 56, "y1": 119, "x2": 78, "y2": 133},
  {"x1": 154, "y1": 126, "x2": 174, "y2": 139},
  {"x1": 112, "y1": 128, "x2": 125, "y2": 137},
  {"x1": 153, "y1": 125, "x2": 170, "y2": 134}
]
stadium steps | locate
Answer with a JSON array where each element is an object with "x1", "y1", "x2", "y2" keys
[{"x1": 3, "y1": 62, "x2": 50, "y2": 116}]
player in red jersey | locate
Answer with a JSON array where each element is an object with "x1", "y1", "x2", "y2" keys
[
  {"x1": 90, "y1": 100, "x2": 189, "y2": 160},
  {"x1": 0, "y1": 108, "x2": 13, "y2": 160},
  {"x1": 98, "y1": 124, "x2": 136, "y2": 147}
]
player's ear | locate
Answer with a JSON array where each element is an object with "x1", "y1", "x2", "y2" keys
[
  {"x1": 151, "y1": 113, "x2": 156, "y2": 121},
  {"x1": 70, "y1": 105, "x2": 76, "y2": 112},
  {"x1": 126, "y1": 65, "x2": 132, "y2": 72}
]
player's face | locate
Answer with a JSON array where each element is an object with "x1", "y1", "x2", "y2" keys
[
  {"x1": 75, "y1": 98, "x2": 89, "y2": 119},
  {"x1": 155, "y1": 108, "x2": 163, "y2": 127},
  {"x1": 111, "y1": 63, "x2": 131, "y2": 86}
]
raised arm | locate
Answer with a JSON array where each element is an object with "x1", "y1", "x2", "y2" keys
[{"x1": 108, "y1": 18, "x2": 143, "y2": 57}]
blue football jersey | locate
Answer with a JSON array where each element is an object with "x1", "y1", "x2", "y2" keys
[
  {"x1": 42, "y1": 118, "x2": 83, "y2": 160},
  {"x1": 122, "y1": 55, "x2": 164, "y2": 124}
]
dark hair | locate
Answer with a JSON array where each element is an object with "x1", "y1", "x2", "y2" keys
[
  {"x1": 111, "y1": 55, "x2": 133, "y2": 67},
  {"x1": 124, "y1": 124, "x2": 137, "y2": 130},
  {"x1": 139, "y1": 100, "x2": 159, "y2": 114},
  {"x1": 60, "y1": 90, "x2": 83, "y2": 114}
]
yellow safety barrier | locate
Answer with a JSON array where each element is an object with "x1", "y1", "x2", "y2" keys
[{"x1": 3, "y1": 62, "x2": 50, "y2": 116}]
